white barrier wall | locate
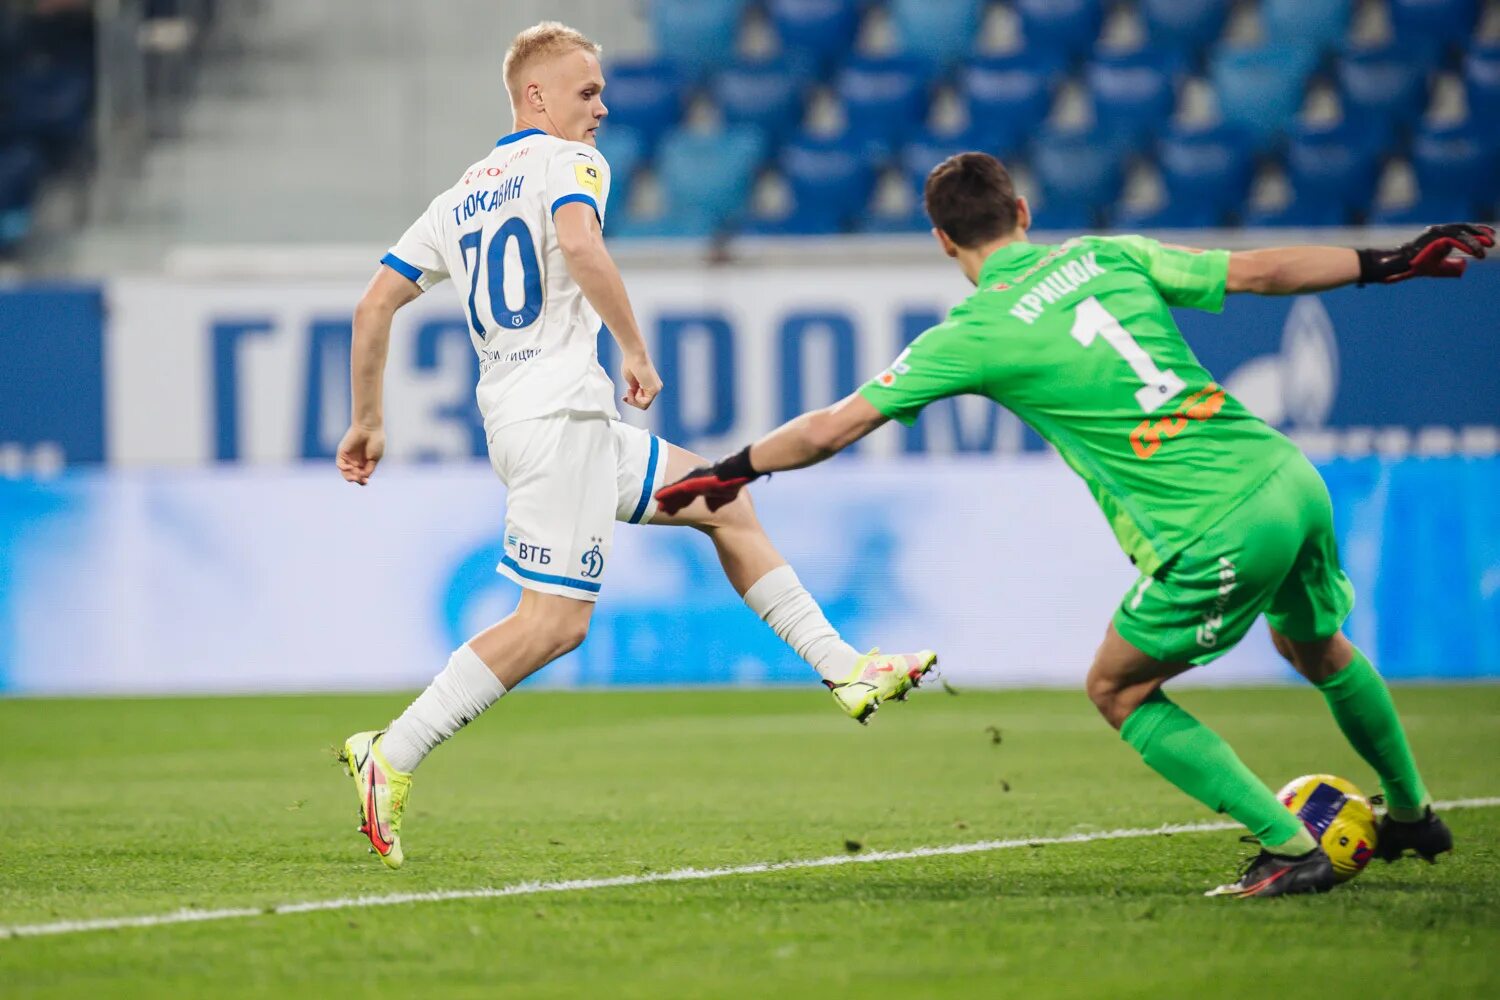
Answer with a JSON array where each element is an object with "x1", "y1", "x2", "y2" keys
[{"x1": 1, "y1": 459, "x2": 1294, "y2": 695}]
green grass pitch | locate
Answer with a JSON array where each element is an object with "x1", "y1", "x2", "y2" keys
[{"x1": 2, "y1": 685, "x2": 1497, "y2": 998}]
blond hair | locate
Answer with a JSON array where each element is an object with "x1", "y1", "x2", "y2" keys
[{"x1": 503, "y1": 22, "x2": 602, "y2": 104}]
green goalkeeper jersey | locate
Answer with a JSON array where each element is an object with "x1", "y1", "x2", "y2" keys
[{"x1": 859, "y1": 235, "x2": 1301, "y2": 576}]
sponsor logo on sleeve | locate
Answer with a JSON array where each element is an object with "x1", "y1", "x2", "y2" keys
[{"x1": 574, "y1": 163, "x2": 603, "y2": 198}]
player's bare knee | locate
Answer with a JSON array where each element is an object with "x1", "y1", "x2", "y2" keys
[
  {"x1": 551, "y1": 619, "x2": 590, "y2": 657},
  {"x1": 1085, "y1": 671, "x2": 1122, "y2": 721},
  {"x1": 1269, "y1": 626, "x2": 1298, "y2": 665},
  {"x1": 1283, "y1": 631, "x2": 1354, "y2": 683}
]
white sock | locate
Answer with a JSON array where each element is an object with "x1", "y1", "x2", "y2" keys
[
  {"x1": 379, "y1": 644, "x2": 507, "y2": 773},
  {"x1": 742, "y1": 565, "x2": 860, "y2": 682}
]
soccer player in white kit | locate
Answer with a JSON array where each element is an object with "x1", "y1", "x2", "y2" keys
[{"x1": 334, "y1": 22, "x2": 936, "y2": 868}]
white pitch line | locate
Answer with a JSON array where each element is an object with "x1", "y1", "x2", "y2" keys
[{"x1": 5, "y1": 796, "x2": 1498, "y2": 941}]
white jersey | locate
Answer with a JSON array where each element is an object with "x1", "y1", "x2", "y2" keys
[{"x1": 382, "y1": 128, "x2": 619, "y2": 436}]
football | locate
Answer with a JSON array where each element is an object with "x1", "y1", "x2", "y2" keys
[{"x1": 1277, "y1": 774, "x2": 1379, "y2": 882}]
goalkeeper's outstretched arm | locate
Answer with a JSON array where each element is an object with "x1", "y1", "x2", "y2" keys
[
  {"x1": 654, "y1": 393, "x2": 886, "y2": 515},
  {"x1": 1225, "y1": 222, "x2": 1493, "y2": 296}
]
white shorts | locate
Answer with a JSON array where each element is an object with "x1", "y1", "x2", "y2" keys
[{"x1": 487, "y1": 413, "x2": 668, "y2": 601}]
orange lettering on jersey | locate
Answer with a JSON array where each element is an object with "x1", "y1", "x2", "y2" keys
[
  {"x1": 1131, "y1": 420, "x2": 1162, "y2": 459},
  {"x1": 1131, "y1": 383, "x2": 1226, "y2": 459}
]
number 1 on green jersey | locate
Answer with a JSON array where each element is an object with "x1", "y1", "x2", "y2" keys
[{"x1": 1068, "y1": 296, "x2": 1186, "y2": 413}]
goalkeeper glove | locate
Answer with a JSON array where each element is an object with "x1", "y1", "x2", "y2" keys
[
  {"x1": 1357, "y1": 223, "x2": 1494, "y2": 285},
  {"x1": 654, "y1": 445, "x2": 763, "y2": 517}
]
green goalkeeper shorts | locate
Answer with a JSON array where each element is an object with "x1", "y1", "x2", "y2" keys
[{"x1": 1113, "y1": 452, "x2": 1356, "y2": 665}]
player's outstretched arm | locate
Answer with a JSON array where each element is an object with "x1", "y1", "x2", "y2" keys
[
  {"x1": 337, "y1": 266, "x2": 421, "y2": 485},
  {"x1": 654, "y1": 393, "x2": 888, "y2": 516},
  {"x1": 1226, "y1": 223, "x2": 1494, "y2": 296},
  {"x1": 554, "y1": 201, "x2": 662, "y2": 410}
]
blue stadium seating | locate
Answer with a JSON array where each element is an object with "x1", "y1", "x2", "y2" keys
[
  {"x1": 595, "y1": 126, "x2": 646, "y2": 220},
  {"x1": 1156, "y1": 124, "x2": 1256, "y2": 219},
  {"x1": 602, "y1": 60, "x2": 684, "y2": 151},
  {"x1": 613, "y1": 207, "x2": 723, "y2": 239},
  {"x1": 0, "y1": 140, "x2": 44, "y2": 210},
  {"x1": 1388, "y1": 0, "x2": 1481, "y2": 53},
  {"x1": 1014, "y1": 0, "x2": 1104, "y2": 60},
  {"x1": 1410, "y1": 121, "x2": 1495, "y2": 214},
  {"x1": 1115, "y1": 194, "x2": 1232, "y2": 228},
  {"x1": 1337, "y1": 42, "x2": 1435, "y2": 135},
  {"x1": 765, "y1": 0, "x2": 863, "y2": 76},
  {"x1": 738, "y1": 203, "x2": 847, "y2": 235},
  {"x1": 1283, "y1": 120, "x2": 1384, "y2": 220},
  {"x1": 713, "y1": 58, "x2": 807, "y2": 143},
  {"x1": 889, "y1": 0, "x2": 985, "y2": 71},
  {"x1": 585, "y1": 0, "x2": 1492, "y2": 238},
  {"x1": 1210, "y1": 44, "x2": 1319, "y2": 145},
  {"x1": 1463, "y1": 40, "x2": 1500, "y2": 131},
  {"x1": 836, "y1": 55, "x2": 932, "y2": 157},
  {"x1": 1367, "y1": 195, "x2": 1479, "y2": 225},
  {"x1": 1243, "y1": 194, "x2": 1356, "y2": 227},
  {"x1": 775, "y1": 129, "x2": 878, "y2": 231},
  {"x1": 961, "y1": 52, "x2": 1066, "y2": 157},
  {"x1": 654, "y1": 126, "x2": 769, "y2": 229},
  {"x1": 647, "y1": 0, "x2": 746, "y2": 83},
  {"x1": 1262, "y1": 0, "x2": 1353, "y2": 52},
  {"x1": 1030, "y1": 128, "x2": 1124, "y2": 220},
  {"x1": 1139, "y1": 0, "x2": 1227, "y2": 54},
  {"x1": 6, "y1": 64, "x2": 93, "y2": 144},
  {"x1": 1084, "y1": 48, "x2": 1180, "y2": 151},
  {"x1": 1026, "y1": 199, "x2": 1097, "y2": 231}
]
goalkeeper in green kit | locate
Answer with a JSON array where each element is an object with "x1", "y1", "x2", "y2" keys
[{"x1": 655, "y1": 152, "x2": 1495, "y2": 898}]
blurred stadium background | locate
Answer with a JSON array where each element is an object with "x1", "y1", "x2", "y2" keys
[{"x1": 0, "y1": 0, "x2": 1496, "y2": 697}]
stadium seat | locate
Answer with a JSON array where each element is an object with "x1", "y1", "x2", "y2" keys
[
  {"x1": 961, "y1": 52, "x2": 1066, "y2": 158},
  {"x1": 1242, "y1": 194, "x2": 1355, "y2": 227},
  {"x1": 1156, "y1": 124, "x2": 1256, "y2": 219},
  {"x1": 6, "y1": 64, "x2": 92, "y2": 144},
  {"x1": 898, "y1": 127, "x2": 990, "y2": 198},
  {"x1": 1367, "y1": 194, "x2": 1480, "y2": 225},
  {"x1": 647, "y1": 0, "x2": 746, "y2": 83},
  {"x1": 0, "y1": 206, "x2": 31, "y2": 251},
  {"x1": 1014, "y1": 0, "x2": 1104, "y2": 60},
  {"x1": 1139, "y1": 0, "x2": 1227, "y2": 54},
  {"x1": 654, "y1": 126, "x2": 769, "y2": 229},
  {"x1": 1210, "y1": 44, "x2": 1319, "y2": 145},
  {"x1": 1388, "y1": 0, "x2": 1480, "y2": 54},
  {"x1": 595, "y1": 126, "x2": 646, "y2": 219},
  {"x1": 1026, "y1": 198, "x2": 1097, "y2": 231},
  {"x1": 889, "y1": 0, "x2": 985, "y2": 71},
  {"x1": 836, "y1": 55, "x2": 932, "y2": 157},
  {"x1": 777, "y1": 129, "x2": 878, "y2": 231},
  {"x1": 765, "y1": 0, "x2": 863, "y2": 75},
  {"x1": 1463, "y1": 40, "x2": 1500, "y2": 131},
  {"x1": 738, "y1": 193, "x2": 849, "y2": 234},
  {"x1": 1262, "y1": 0, "x2": 1353, "y2": 52},
  {"x1": 1282, "y1": 120, "x2": 1384, "y2": 220},
  {"x1": 1029, "y1": 129, "x2": 1124, "y2": 218},
  {"x1": 0, "y1": 139, "x2": 44, "y2": 210},
  {"x1": 1084, "y1": 48, "x2": 1179, "y2": 151},
  {"x1": 713, "y1": 58, "x2": 807, "y2": 144},
  {"x1": 1409, "y1": 121, "x2": 1495, "y2": 214},
  {"x1": 1114, "y1": 194, "x2": 1231, "y2": 228},
  {"x1": 612, "y1": 207, "x2": 722, "y2": 239},
  {"x1": 1336, "y1": 42, "x2": 1434, "y2": 135},
  {"x1": 601, "y1": 60, "x2": 683, "y2": 151}
]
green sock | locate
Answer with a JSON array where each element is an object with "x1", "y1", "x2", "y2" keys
[
  {"x1": 1316, "y1": 648, "x2": 1432, "y2": 822},
  {"x1": 1121, "y1": 690, "x2": 1315, "y2": 855}
]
